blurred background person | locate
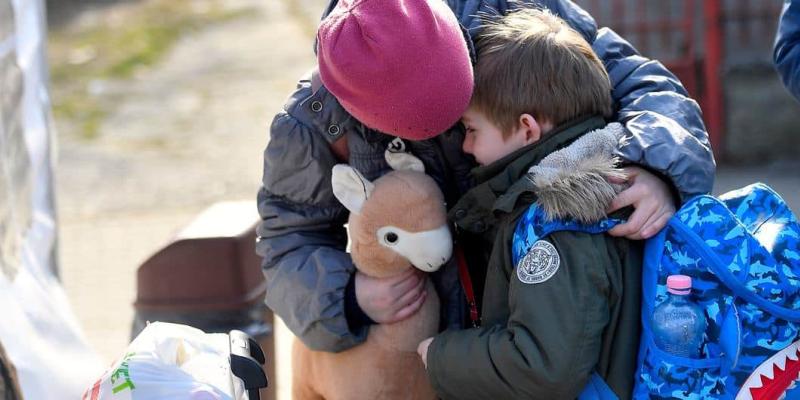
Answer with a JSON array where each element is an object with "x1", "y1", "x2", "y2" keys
[{"x1": 775, "y1": 0, "x2": 800, "y2": 100}]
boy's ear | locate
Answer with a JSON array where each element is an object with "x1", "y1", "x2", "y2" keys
[{"x1": 518, "y1": 114, "x2": 542, "y2": 144}]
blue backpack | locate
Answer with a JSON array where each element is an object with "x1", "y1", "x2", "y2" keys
[{"x1": 512, "y1": 183, "x2": 800, "y2": 399}]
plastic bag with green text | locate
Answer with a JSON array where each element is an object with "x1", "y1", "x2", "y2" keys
[{"x1": 82, "y1": 322, "x2": 266, "y2": 400}]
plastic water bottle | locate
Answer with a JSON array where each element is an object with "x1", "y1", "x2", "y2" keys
[{"x1": 652, "y1": 275, "x2": 707, "y2": 357}]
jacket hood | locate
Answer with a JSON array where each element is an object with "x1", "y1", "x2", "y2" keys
[{"x1": 528, "y1": 123, "x2": 627, "y2": 224}]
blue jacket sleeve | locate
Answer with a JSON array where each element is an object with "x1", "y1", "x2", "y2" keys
[
  {"x1": 593, "y1": 26, "x2": 715, "y2": 201},
  {"x1": 775, "y1": 0, "x2": 800, "y2": 101},
  {"x1": 552, "y1": 0, "x2": 715, "y2": 201},
  {"x1": 555, "y1": 0, "x2": 715, "y2": 200},
  {"x1": 256, "y1": 81, "x2": 368, "y2": 352}
]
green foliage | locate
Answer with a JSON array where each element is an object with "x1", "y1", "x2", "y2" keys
[{"x1": 49, "y1": 0, "x2": 251, "y2": 140}]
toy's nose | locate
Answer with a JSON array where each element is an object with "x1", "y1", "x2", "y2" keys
[{"x1": 408, "y1": 225, "x2": 452, "y2": 272}]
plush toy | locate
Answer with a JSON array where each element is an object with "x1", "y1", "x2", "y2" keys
[{"x1": 291, "y1": 150, "x2": 452, "y2": 400}]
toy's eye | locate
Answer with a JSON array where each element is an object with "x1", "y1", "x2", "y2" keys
[{"x1": 384, "y1": 232, "x2": 399, "y2": 245}]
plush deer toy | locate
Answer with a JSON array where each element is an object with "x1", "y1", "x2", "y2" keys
[{"x1": 291, "y1": 151, "x2": 452, "y2": 400}]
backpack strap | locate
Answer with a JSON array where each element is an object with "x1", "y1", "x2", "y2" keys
[{"x1": 512, "y1": 203, "x2": 623, "y2": 266}]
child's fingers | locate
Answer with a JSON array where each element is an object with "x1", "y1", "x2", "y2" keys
[
  {"x1": 391, "y1": 268, "x2": 418, "y2": 283},
  {"x1": 605, "y1": 174, "x2": 628, "y2": 185},
  {"x1": 606, "y1": 166, "x2": 635, "y2": 185},
  {"x1": 607, "y1": 222, "x2": 632, "y2": 238},
  {"x1": 417, "y1": 337, "x2": 433, "y2": 368},
  {"x1": 609, "y1": 197, "x2": 656, "y2": 239},
  {"x1": 391, "y1": 270, "x2": 422, "y2": 294},
  {"x1": 641, "y1": 210, "x2": 672, "y2": 239},
  {"x1": 609, "y1": 210, "x2": 644, "y2": 238},
  {"x1": 607, "y1": 179, "x2": 648, "y2": 214},
  {"x1": 393, "y1": 277, "x2": 426, "y2": 307},
  {"x1": 607, "y1": 187, "x2": 636, "y2": 214},
  {"x1": 609, "y1": 222, "x2": 640, "y2": 240},
  {"x1": 606, "y1": 168, "x2": 642, "y2": 211},
  {"x1": 392, "y1": 290, "x2": 428, "y2": 322},
  {"x1": 628, "y1": 207, "x2": 664, "y2": 240}
]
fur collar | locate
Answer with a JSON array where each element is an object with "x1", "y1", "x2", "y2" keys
[{"x1": 528, "y1": 123, "x2": 627, "y2": 224}]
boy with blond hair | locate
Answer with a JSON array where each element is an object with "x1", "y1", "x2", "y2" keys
[{"x1": 417, "y1": 9, "x2": 643, "y2": 399}]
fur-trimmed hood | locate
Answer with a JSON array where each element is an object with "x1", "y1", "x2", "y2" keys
[{"x1": 528, "y1": 122, "x2": 627, "y2": 224}]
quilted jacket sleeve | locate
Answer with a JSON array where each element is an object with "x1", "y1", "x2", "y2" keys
[
  {"x1": 775, "y1": 0, "x2": 800, "y2": 101},
  {"x1": 554, "y1": 0, "x2": 715, "y2": 201},
  {"x1": 592, "y1": 26, "x2": 715, "y2": 201},
  {"x1": 453, "y1": 0, "x2": 716, "y2": 200},
  {"x1": 256, "y1": 80, "x2": 367, "y2": 352}
]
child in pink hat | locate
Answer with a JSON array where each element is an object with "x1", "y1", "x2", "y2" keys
[{"x1": 317, "y1": 0, "x2": 474, "y2": 141}]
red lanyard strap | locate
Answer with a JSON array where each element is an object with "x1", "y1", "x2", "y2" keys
[{"x1": 455, "y1": 244, "x2": 480, "y2": 327}]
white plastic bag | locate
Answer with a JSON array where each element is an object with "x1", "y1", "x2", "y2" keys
[
  {"x1": 1, "y1": 2, "x2": 104, "y2": 398},
  {"x1": 83, "y1": 322, "x2": 248, "y2": 400}
]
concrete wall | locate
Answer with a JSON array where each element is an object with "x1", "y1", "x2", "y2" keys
[
  {"x1": 723, "y1": 66, "x2": 800, "y2": 163},
  {"x1": 717, "y1": 1, "x2": 800, "y2": 163}
]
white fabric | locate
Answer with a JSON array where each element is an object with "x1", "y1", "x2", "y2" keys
[{"x1": 0, "y1": 1, "x2": 102, "y2": 398}]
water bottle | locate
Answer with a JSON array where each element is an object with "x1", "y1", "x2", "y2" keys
[{"x1": 652, "y1": 275, "x2": 707, "y2": 357}]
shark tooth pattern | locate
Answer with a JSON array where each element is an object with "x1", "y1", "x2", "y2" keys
[{"x1": 737, "y1": 340, "x2": 800, "y2": 400}]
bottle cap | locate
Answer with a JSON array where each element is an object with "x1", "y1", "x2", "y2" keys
[{"x1": 667, "y1": 275, "x2": 692, "y2": 295}]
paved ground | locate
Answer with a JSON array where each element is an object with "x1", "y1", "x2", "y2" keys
[{"x1": 53, "y1": 0, "x2": 799, "y2": 398}]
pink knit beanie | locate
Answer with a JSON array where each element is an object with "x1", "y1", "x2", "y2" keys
[{"x1": 317, "y1": 0, "x2": 474, "y2": 141}]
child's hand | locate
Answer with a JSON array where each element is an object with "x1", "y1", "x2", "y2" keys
[
  {"x1": 607, "y1": 166, "x2": 676, "y2": 240},
  {"x1": 356, "y1": 269, "x2": 427, "y2": 324},
  {"x1": 417, "y1": 337, "x2": 434, "y2": 369}
]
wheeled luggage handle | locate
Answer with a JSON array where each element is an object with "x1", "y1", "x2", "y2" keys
[{"x1": 229, "y1": 330, "x2": 269, "y2": 400}]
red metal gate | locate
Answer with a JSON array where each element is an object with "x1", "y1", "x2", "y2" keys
[{"x1": 577, "y1": 0, "x2": 783, "y2": 158}]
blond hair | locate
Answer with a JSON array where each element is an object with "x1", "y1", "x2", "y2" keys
[{"x1": 472, "y1": 8, "x2": 613, "y2": 137}]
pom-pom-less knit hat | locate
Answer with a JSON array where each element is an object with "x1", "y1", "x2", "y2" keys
[{"x1": 317, "y1": 0, "x2": 474, "y2": 141}]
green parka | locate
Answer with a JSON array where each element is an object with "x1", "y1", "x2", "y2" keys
[{"x1": 427, "y1": 117, "x2": 643, "y2": 399}]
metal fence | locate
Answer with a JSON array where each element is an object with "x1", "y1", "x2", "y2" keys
[{"x1": 577, "y1": 0, "x2": 784, "y2": 157}]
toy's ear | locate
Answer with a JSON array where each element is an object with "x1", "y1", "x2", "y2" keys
[
  {"x1": 385, "y1": 150, "x2": 425, "y2": 173},
  {"x1": 332, "y1": 164, "x2": 374, "y2": 214}
]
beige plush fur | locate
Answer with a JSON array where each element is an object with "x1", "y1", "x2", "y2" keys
[{"x1": 292, "y1": 167, "x2": 449, "y2": 400}]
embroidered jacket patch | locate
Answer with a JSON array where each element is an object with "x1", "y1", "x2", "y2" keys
[{"x1": 517, "y1": 240, "x2": 560, "y2": 284}]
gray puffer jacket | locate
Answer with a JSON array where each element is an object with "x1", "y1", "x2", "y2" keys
[{"x1": 257, "y1": 0, "x2": 716, "y2": 352}]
